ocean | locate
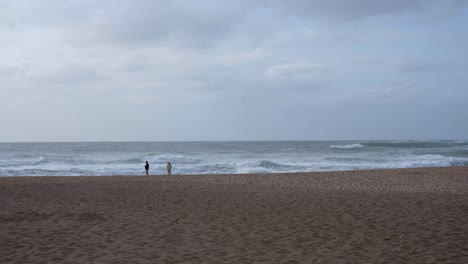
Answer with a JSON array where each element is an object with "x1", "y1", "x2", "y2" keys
[{"x1": 0, "y1": 141, "x2": 467, "y2": 176}]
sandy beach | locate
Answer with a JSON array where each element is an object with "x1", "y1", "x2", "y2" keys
[{"x1": 1, "y1": 167, "x2": 467, "y2": 263}]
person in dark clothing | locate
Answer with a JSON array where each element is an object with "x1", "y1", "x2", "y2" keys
[
  {"x1": 145, "y1": 161, "x2": 149, "y2": 176},
  {"x1": 167, "y1": 162, "x2": 172, "y2": 176}
]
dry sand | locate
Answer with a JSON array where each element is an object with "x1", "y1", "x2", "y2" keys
[{"x1": 1, "y1": 167, "x2": 468, "y2": 263}]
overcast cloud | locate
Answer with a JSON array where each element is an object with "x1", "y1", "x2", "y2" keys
[{"x1": 1, "y1": 0, "x2": 467, "y2": 141}]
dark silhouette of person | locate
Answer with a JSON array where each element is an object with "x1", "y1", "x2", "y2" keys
[
  {"x1": 167, "y1": 162, "x2": 172, "y2": 176},
  {"x1": 145, "y1": 161, "x2": 149, "y2": 176}
]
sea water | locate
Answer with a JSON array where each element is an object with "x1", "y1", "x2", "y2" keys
[{"x1": 0, "y1": 141, "x2": 467, "y2": 176}]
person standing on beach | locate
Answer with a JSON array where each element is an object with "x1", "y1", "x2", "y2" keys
[
  {"x1": 166, "y1": 162, "x2": 172, "y2": 176},
  {"x1": 145, "y1": 161, "x2": 149, "y2": 176}
]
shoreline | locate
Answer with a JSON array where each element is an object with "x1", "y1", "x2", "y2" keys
[
  {"x1": 2, "y1": 165, "x2": 468, "y2": 178},
  {"x1": 1, "y1": 167, "x2": 467, "y2": 263}
]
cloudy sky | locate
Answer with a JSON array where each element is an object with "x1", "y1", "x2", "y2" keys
[{"x1": 1, "y1": 0, "x2": 467, "y2": 141}]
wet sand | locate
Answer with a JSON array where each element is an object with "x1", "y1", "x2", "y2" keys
[{"x1": 1, "y1": 167, "x2": 468, "y2": 263}]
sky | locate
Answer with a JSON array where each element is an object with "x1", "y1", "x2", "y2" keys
[{"x1": 1, "y1": 0, "x2": 467, "y2": 142}]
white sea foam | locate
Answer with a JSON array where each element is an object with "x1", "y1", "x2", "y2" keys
[
  {"x1": 146, "y1": 154, "x2": 200, "y2": 164},
  {"x1": 315, "y1": 154, "x2": 468, "y2": 171},
  {"x1": 1, "y1": 141, "x2": 467, "y2": 176},
  {"x1": 330, "y1": 144, "x2": 364, "y2": 150},
  {"x1": 0, "y1": 156, "x2": 45, "y2": 167}
]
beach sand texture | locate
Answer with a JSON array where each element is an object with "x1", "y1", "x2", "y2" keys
[{"x1": 1, "y1": 167, "x2": 468, "y2": 263}]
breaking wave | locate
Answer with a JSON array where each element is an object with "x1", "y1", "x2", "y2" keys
[
  {"x1": 146, "y1": 154, "x2": 200, "y2": 164},
  {"x1": 362, "y1": 141, "x2": 467, "y2": 149},
  {"x1": 0, "y1": 156, "x2": 45, "y2": 167},
  {"x1": 1, "y1": 141, "x2": 467, "y2": 176},
  {"x1": 330, "y1": 144, "x2": 365, "y2": 150}
]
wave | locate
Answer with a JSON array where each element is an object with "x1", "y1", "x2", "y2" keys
[
  {"x1": 362, "y1": 141, "x2": 465, "y2": 149},
  {"x1": 230, "y1": 160, "x2": 306, "y2": 174},
  {"x1": 0, "y1": 154, "x2": 200, "y2": 169},
  {"x1": 105, "y1": 158, "x2": 142, "y2": 164},
  {"x1": 330, "y1": 144, "x2": 364, "y2": 150},
  {"x1": 422, "y1": 147, "x2": 468, "y2": 158},
  {"x1": 166, "y1": 160, "x2": 307, "y2": 175},
  {"x1": 1, "y1": 155, "x2": 467, "y2": 177},
  {"x1": 1, "y1": 141, "x2": 468, "y2": 176},
  {"x1": 0, "y1": 156, "x2": 45, "y2": 167},
  {"x1": 318, "y1": 154, "x2": 468, "y2": 170},
  {"x1": 396, "y1": 154, "x2": 468, "y2": 168},
  {"x1": 146, "y1": 154, "x2": 200, "y2": 164},
  {"x1": 256, "y1": 160, "x2": 298, "y2": 170}
]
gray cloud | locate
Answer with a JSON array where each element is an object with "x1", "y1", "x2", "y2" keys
[
  {"x1": 389, "y1": 59, "x2": 447, "y2": 73},
  {"x1": 265, "y1": 62, "x2": 328, "y2": 79},
  {"x1": 68, "y1": 1, "x2": 249, "y2": 48},
  {"x1": 33, "y1": 63, "x2": 106, "y2": 84},
  {"x1": 0, "y1": 0, "x2": 467, "y2": 141},
  {"x1": 262, "y1": 0, "x2": 468, "y2": 21},
  {"x1": 3, "y1": 0, "x2": 465, "y2": 51},
  {"x1": 73, "y1": 0, "x2": 468, "y2": 48}
]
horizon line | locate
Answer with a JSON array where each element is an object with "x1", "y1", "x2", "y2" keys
[{"x1": 1, "y1": 139, "x2": 466, "y2": 144}]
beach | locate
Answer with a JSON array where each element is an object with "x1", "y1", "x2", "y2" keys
[{"x1": 1, "y1": 167, "x2": 467, "y2": 263}]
